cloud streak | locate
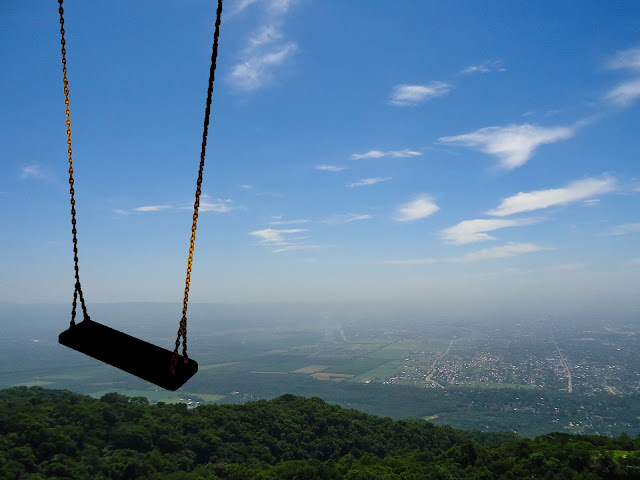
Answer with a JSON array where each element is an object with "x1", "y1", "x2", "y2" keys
[
  {"x1": 380, "y1": 242, "x2": 547, "y2": 265},
  {"x1": 315, "y1": 164, "x2": 346, "y2": 172},
  {"x1": 607, "y1": 222, "x2": 640, "y2": 236},
  {"x1": 605, "y1": 46, "x2": 640, "y2": 107},
  {"x1": 134, "y1": 205, "x2": 171, "y2": 212},
  {"x1": 228, "y1": 2, "x2": 299, "y2": 92},
  {"x1": 351, "y1": 149, "x2": 422, "y2": 160},
  {"x1": 441, "y1": 218, "x2": 538, "y2": 245},
  {"x1": 325, "y1": 213, "x2": 372, "y2": 225},
  {"x1": 250, "y1": 228, "x2": 306, "y2": 245},
  {"x1": 389, "y1": 82, "x2": 453, "y2": 106},
  {"x1": 460, "y1": 60, "x2": 506, "y2": 75},
  {"x1": 346, "y1": 177, "x2": 390, "y2": 188},
  {"x1": 604, "y1": 79, "x2": 640, "y2": 107},
  {"x1": 395, "y1": 194, "x2": 439, "y2": 222},
  {"x1": 439, "y1": 123, "x2": 576, "y2": 170},
  {"x1": 19, "y1": 164, "x2": 55, "y2": 182},
  {"x1": 487, "y1": 176, "x2": 616, "y2": 216}
]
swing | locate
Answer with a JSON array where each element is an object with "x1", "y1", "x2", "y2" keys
[{"x1": 57, "y1": 0, "x2": 224, "y2": 391}]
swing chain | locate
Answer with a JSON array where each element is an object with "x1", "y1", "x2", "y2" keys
[
  {"x1": 59, "y1": 0, "x2": 90, "y2": 327},
  {"x1": 173, "y1": 0, "x2": 223, "y2": 366}
]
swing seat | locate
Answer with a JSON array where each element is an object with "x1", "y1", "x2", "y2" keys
[{"x1": 59, "y1": 319, "x2": 198, "y2": 391}]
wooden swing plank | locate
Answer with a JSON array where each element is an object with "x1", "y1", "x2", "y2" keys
[{"x1": 59, "y1": 319, "x2": 198, "y2": 391}]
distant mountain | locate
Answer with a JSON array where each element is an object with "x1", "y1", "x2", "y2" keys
[{"x1": 1, "y1": 387, "x2": 639, "y2": 479}]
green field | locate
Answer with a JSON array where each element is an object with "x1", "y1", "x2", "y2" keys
[{"x1": 350, "y1": 360, "x2": 404, "y2": 383}]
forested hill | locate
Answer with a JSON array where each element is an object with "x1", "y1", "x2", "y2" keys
[{"x1": 1, "y1": 387, "x2": 639, "y2": 479}]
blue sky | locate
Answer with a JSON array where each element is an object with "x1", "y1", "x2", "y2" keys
[{"x1": 2, "y1": 1, "x2": 640, "y2": 312}]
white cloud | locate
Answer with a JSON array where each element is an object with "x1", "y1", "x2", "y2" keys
[
  {"x1": 346, "y1": 177, "x2": 390, "y2": 188},
  {"x1": 607, "y1": 46, "x2": 640, "y2": 72},
  {"x1": 604, "y1": 79, "x2": 640, "y2": 107},
  {"x1": 631, "y1": 258, "x2": 640, "y2": 265},
  {"x1": 269, "y1": 218, "x2": 310, "y2": 225},
  {"x1": 380, "y1": 242, "x2": 546, "y2": 265},
  {"x1": 315, "y1": 164, "x2": 346, "y2": 172},
  {"x1": 351, "y1": 149, "x2": 422, "y2": 160},
  {"x1": 250, "y1": 228, "x2": 306, "y2": 245},
  {"x1": 229, "y1": 0, "x2": 299, "y2": 92},
  {"x1": 230, "y1": 43, "x2": 298, "y2": 91},
  {"x1": 389, "y1": 82, "x2": 453, "y2": 106},
  {"x1": 228, "y1": 0, "x2": 261, "y2": 16},
  {"x1": 439, "y1": 123, "x2": 575, "y2": 170},
  {"x1": 200, "y1": 197, "x2": 234, "y2": 213},
  {"x1": 134, "y1": 205, "x2": 171, "y2": 212},
  {"x1": 604, "y1": 46, "x2": 640, "y2": 107},
  {"x1": 272, "y1": 244, "x2": 321, "y2": 253},
  {"x1": 488, "y1": 176, "x2": 616, "y2": 217},
  {"x1": 249, "y1": 25, "x2": 283, "y2": 48},
  {"x1": 453, "y1": 242, "x2": 547, "y2": 263},
  {"x1": 269, "y1": 0, "x2": 298, "y2": 14},
  {"x1": 239, "y1": 184, "x2": 253, "y2": 190},
  {"x1": 395, "y1": 194, "x2": 439, "y2": 222},
  {"x1": 460, "y1": 60, "x2": 505, "y2": 75},
  {"x1": 19, "y1": 164, "x2": 54, "y2": 182},
  {"x1": 325, "y1": 213, "x2": 372, "y2": 225},
  {"x1": 607, "y1": 222, "x2": 640, "y2": 236},
  {"x1": 441, "y1": 218, "x2": 538, "y2": 245}
]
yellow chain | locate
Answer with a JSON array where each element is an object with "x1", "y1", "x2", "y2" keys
[
  {"x1": 59, "y1": 0, "x2": 89, "y2": 326},
  {"x1": 173, "y1": 0, "x2": 224, "y2": 364}
]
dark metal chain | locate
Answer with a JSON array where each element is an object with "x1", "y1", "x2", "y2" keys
[
  {"x1": 173, "y1": 0, "x2": 224, "y2": 364},
  {"x1": 59, "y1": 0, "x2": 89, "y2": 327}
]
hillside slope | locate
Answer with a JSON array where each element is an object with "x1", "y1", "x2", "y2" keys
[{"x1": 1, "y1": 387, "x2": 639, "y2": 479}]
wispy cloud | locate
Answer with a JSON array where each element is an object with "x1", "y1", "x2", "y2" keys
[
  {"x1": 272, "y1": 244, "x2": 321, "y2": 253},
  {"x1": 325, "y1": 213, "x2": 372, "y2": 225},
  {"x1": 607, "y1": 222, "x2": 640, "y2": 236},
  {"x1": 228, "y1": 0, "x2": 298, "y2": 19},
  {"x1": 230, "y1": 43, "x2": 297, "y2": 91},
  {"x1": 269, "y1": 218, "x2": 310, "y2": 225},
  {"x1": 607, "y1": 46, "x2": 640, "y2": 72},
  {"x1": 115, "y1": 195, "x2": 234, "y2": 216},
  {"x1": 389, "y1": 82, "x2": 453, "y2": 106},
  {"x1": 351, "y1": 149, "x2": 422, "y2": 160},
  {"x1": 487, "y1": 176, "x2": 616, "y2": 216},
  {"x1": 441, "y1": 218, "x2": 538, "y2": 245},
  {"x1": 200, "y1": 197, "x2": 234, "y2": 213},
  {"x1": 346, "y1": 177, "x2": 390, "y2": 188},
  {"x1": 250, "y1": 227, "x2": 321, "y2": 253},
  {"x1": 19, "y1": 164, "x2": 55, "y2": 182},
  {"x1": 134, "y1": 205, "x2": 171, "y2": 212},
  {"x1": 251, "y1": 228, "x2": 306, "y2": 245},
  {"x1": 604, "y1": 79, "x2": 640, "y2": 107},
  {"x1": 228, "y1": 0, "x2": 261, "y2": 16},
  {"x1": 605, "y1": 46, "x2": 640, "y2": 107},
  {"x1": 239, "y1": 184, "x2": 253, "y2": 190},
  {"x1": 439, "y1": 123, "x2": 576, "y2": 170},
  {"x1": 380, "y1": 242, "x2": 547, "y2": 265},
  {"x1": 228, "y1": 2, "x2": 298, "y2": 92},
  {"x1": 454, "y1": 242, "x2": 547, "y2": 263},
  {"x1": 460, "y1": 60, "x2": 505, "y2": 75},
  {"x1": 315, "y1": 164, "x2": 347, "y2": 172},
  {"x1": 395, "y1": 194, "x2": 439, "y2": 222},
  {"x1": 631, "y1": 258, "x2": 640, "y2": 265}
]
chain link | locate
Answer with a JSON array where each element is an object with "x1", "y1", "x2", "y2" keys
[
  {"x1": 173, "y1": 0, "x2": 224, "y2": 367},
  {"x1": 59, "y1": 0, "x2": 89, "y2": 327}
]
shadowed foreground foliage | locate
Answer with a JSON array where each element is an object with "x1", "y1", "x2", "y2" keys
[{"x1": 1, "y1": 387, "x2": 640, "y2": 479}]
